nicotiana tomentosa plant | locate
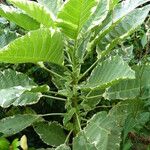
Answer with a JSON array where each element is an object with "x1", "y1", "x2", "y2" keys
[{"x1": 0, "y1": 0, "x2": 150, "y2": 149}]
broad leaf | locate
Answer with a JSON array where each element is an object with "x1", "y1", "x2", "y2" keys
[
  {"x1": 73, "y1": 99, "x2": 144, "y2": 150},
  {"x1": 57, "y1": 0, "x2": 97, "y2": 39},
  {"x1": 0, "y1": 4, "x2": 40, "y2": 30},
  {"x1": 0, "y1": 69, "x2": 49, "y2": 108},
  {"x1": 0, "y1": 114, "x2": 39, "y2": 137},
  {"x1": 97, "y1": 5, "x2": 150, "y2": 54},
  {"x1": 37, "y1": 0, "x2": 63, "y2": 16},
  {"x1": 0, "y1": 28, "x2": 64, "y2": 65},
  {"x1": 34, "y1": 122, "x2": 66, "y2": 146},
  {"x1": 93, "y1": 0, "x2": 150, "y2": 51},
  {"x1": 104, "y1": 65, "x2": 150, "y2": 100},
  {"x1": 9, "y1": 0, "x2": 54, "y2": 27},
  {"x1": 83, "y1": 56, "x2": 135, "y2": 89}
]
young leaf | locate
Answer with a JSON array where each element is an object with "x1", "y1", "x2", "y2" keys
[
  {"x1": 0, "y1": 114, "x2": 39, "y2": 137},
  {"x1": 0, "y1": 69, "x2": 48, "y2": 108},
  {"x1": 83, "y1": 56, "x2": 135, "y2": 89},
  {"x1": 0, "y1": 138, "x2": 10, "y2": 150},
  {"x1": 57, "y1": 0, "x2": 97, "y2": 39},
  {"x1": 0, "y1": 28, "x2": 64, "y2": 65},
  {"x1": 34, "y1": 122, "x2": 66, "y2": 147},
  {"x1": 0, "y1": 4, "x2": 40, "y2": 30},
  {"x1": 8, "y1": 0, "x2": 54, "y2": 27},
  {"x1": 104, "y1": 65, "x2": 150, "y2": 100}
]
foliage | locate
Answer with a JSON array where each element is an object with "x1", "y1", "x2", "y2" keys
[{"x1": 0, "y1": 0, "x2": 149, "y2": 149}]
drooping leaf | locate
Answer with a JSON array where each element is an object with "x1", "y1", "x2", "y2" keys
[
  {"x1": 73, "y1": 99, "x2": 144, "y2": 150},
  {"x1": 104, "y1": 65, "x2": 150, "y2": 100},
  {"x1": 34, "y1": 122, "x2": 66, "y2": 146},
  {"x1": 0, "y1": 114, "x2": 39, "y2": 137},
  {"x1": 37, "y1": 0, "x2": 63, "y2": 16},
  {"x1": 0, "y1": 69, "x2": 49, "y2": 108},
  {"x1": 97, "y1": 5, "x2": 150, "y2": 54},
  {"x1": 8, "y1": 0, "x2": 54, "y2": 27},
  {"x1": 83, "y1": 56, "x2": 135, "y2": 89},
  {"x1": 0, "y1": 28, "x2": 64, "y2": 65},
  {"x1": 57, "y1": 0, "x2": 97, "y2": 39},
  {"x1": 0, "y1": 4, "x2": 40, "y2": 30}
]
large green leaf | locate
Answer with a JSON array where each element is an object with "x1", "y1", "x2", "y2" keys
[
  {"x1": 0, "y1": 28, "x2": 64, "y2": 65},
  {"x1": 83, "y1": 56, "x2": 135, "y2": 89},
  {"x1": 97, "y1": 5, "x2": 150, "y2": 54},
  {"x1": 57, "y1": 0, "x2": 97, "y2": 39},
  {"x1": 8, "y1": 0, "x2": 54, "y2": 27},
  {"x1": 34, "y1": 122, "x2": 66, "y2": 146},
  {"x1": 0, "y1": 4, "x2": 40, "y2": 30},
  {"x1": 113, "y1": 0, "x2": 150, "y2": 22},
  {"x1": 73, "y1": 99, "x2": 144, "y2": 150},
  {"x1": 92, "y1": 0, "x2": 150, "y2": 52},
  {"x1": 0, "y1": 69, "x2": 49, "y2": 108},
  {"x1": 0, "y1": 114, "x2": 39, "y2": 137},
  {"x1": 37, "y1": 0, "x2": 63, "y2": 16},
  {"x1": 104, "y1": 65, "x2": 150, "y2": 100}
]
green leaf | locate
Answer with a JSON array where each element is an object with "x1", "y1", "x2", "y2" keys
[
  {"x1": 0, "y1": 4, "x2": 40, "y2": 30},
  {"x1": 141, "y1": 33, "x2": 147, "y2": 48},
  {"x1": 11, "y1": 139, "x2": 20, "y2": 150},
  {"x1": 0, "y1": 28, "x2": 64, "y2": 65},
  {"x1": 93, "y1": 0, "x2": 150, "y2": 52},
  {"x1": 73, "y1": 99, "x2": 144, "y2": 150},
  {"x1": 56, "y1": 144, "x2": 71, "y2": 150},
  {"x1": 83, "y1": 56, "x2": 135, "y2": 89},
  {"x1": 0, "y1": 114, "x2": 39, "y2": 137},
  {"x1": 57, "y1": 0, "x2": 97, "y2": 39},
  {"x1": 82, "y1": 0, "x2": 110, "y2": 32},
  {"x1": 97, "y1": 5, "x2": 150, "y2": 54},
  {"x1": 113, "y1": 0, "x2": 150, "y2": 22},
  {"x1": 37, "y1": 0, "x2": 63, "y2": 16},
  {"x1": 0, "y1": 69, "x2": 48, "y2": 108},
  {"x1": 0, "y1": 138, "x2": 10, "y2": 150},
  {"x1": 8, "y1": 0, "x2": 54, "y2": 27},
  {"x1": 123, "y1": 112, "x2": 150, "y2": 142},
  {"x1": 104, "y1": 65, "x2": 150, "y2": 100},
  {"x1": 34, "y1": 122, "x2": 66, "y2": 147}
]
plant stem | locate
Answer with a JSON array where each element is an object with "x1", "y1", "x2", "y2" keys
[
  {"x1": 46, "y1": 91, "x2": 67, "y2": 97},
  {"x1": 79, "y1": 59, "x2": 99, "y2": 80},
  {"x1": 38, "y1": 113, "x2": 64, "y2": 117},
  {"x1": 65, "y1": 130, "x2": 73, "y2": 144},
  {"x1": 86, "y1": 94, "x2": 103, "y2": 99},
  {"x1": 42, "y1": 95, "x2": 66, "y2": 102},
  {"x1": 37, "y1": 62, "x2": 63, "y2": 79}
]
